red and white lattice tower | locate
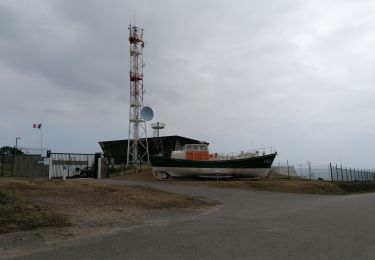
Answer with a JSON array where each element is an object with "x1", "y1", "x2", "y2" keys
[{"x1": 127, "y1": 24, "x2": 149, "y2": 166}]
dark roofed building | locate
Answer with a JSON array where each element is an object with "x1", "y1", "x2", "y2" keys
[{"x1": 99, "y1": 135, "x2": 206, "y2": 164}]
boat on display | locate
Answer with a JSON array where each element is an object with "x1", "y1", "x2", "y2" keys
[{"x1": 150, "y1": 143, "x2": 277, "y2": 180}]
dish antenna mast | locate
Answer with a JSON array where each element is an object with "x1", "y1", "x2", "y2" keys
[{"x1": 127, "y1": 24, "x2": 151, "y2": 166}]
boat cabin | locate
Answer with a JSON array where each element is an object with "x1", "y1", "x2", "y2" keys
[
  {"x1": 171, "y1": 143, "x2": 213, "y2": 161},
  {"x1": 183, "y1": 144, "x2": 208, "y2": 152}
]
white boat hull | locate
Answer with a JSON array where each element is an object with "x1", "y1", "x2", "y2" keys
[{"x1": 152, "y1": 166, "x2": 271, "y2": 179}]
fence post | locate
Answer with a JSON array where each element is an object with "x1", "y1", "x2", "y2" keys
[
  {"x1": 287, "y1": 160, "x2": 290, "y2": 180},
  {"x1": 345, "y1": 167, "x2": 348, "y2": 183},
  {"x1": 48, "y1": 156, "x2": 53, "y2": 179},
  {"x1": 330, "y1": 163, "x2": 333, "y2": 182},
  {"x1": 335, "y1": 164, "x2": 339, "y2": 182},
  {"x1": 340, "y1": 165, "x2": 344, "y2": 182},
  {"x1": 308, "y1": 161, "x2": 312, "y2": 181},
  {"x1": 1, "y1": 150, "x2": 4, "y2": 176},
  {"x1": 352, "y1": 168, "x2": 354, "y2": 182},
  {"x1": 11, "y1": 146, "x2": 16, "y2": 177},
  {"x1": 349, "y1": 168, "x2": 351, "y2": 182},
  {"x1": 68, "y1": 154, "x2": 71, "y2": 178}
]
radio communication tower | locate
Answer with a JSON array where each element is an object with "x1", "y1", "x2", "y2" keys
[{"x1": 127, "y1": 24, "x2": 149, "y2": 166}]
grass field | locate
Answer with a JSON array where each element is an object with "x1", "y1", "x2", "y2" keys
[
  {"x1": 0, "y1": 190, "x2": 69, "y2": 233},
  {"x1": 0, "y1": 177, "x2": 216, "y2": 234},
  {"x1": 116, "y1": 170, "x2": 375, "y2": 195},
  {"x1": 3, "y1": 170, "x2": 373, "y2": 234}
]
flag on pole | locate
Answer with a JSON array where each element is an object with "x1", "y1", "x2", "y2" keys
[{"x1": 32, "y1": 123, "x2": 43, "y2": 154}]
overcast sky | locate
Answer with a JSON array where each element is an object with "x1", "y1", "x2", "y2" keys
[{"x1": 1, "y1": 0, "x2": 375, "y2": 167}]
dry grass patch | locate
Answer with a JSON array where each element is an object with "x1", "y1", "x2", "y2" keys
[
  {"x1": 171, "y1": 179, "x2": 375, "y2": 195},
  {"x1": 337, "y1": 182, "x2": 375, "y2": 193},
  {"x1": 108, "y1": 170, "x2": 345, "y2": 194},
  {"x1": 203, "y1": 180, "x2": 345, "y2": 194},
  {"x1": 107, "y1": 169, "x2": 375, "y2": 195},
  {"x1": 0, "y1": 177, "x2": 215, "y2": 234},
  {"x1": 112, "y1": 170, "x2": 155, "y2": 182},
  {"x1": 0, "y1": 190, "x2": 69, "y2": 234},
  {"x1": 116, "y1": 169, "x2": 374, "y2": 195}
]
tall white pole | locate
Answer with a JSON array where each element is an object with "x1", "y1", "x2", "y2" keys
[
  {"x1": 40, "y1": 124, "x2": 43, "y2": 155},
  {"x1": 15, "y1": 137, "x2": 21, "y2": 150}
]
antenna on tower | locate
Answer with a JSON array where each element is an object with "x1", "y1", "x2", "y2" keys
[
  {"x1": 151, "y1": 122, "x2": 166, "y2": 138},
  {"x1": 127, "y1": 23, "x2": 149, "y2": 167},
  {"x1": 133, "y1": 9, "x2": 136, "y2": 25},
  {"x1": 151, "y1": 121, "x2": 166, "y2": 156}
]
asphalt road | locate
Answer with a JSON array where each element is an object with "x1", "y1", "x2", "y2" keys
[{"x1": 15, "y1": 180, "x2": 375, "y2": 260}]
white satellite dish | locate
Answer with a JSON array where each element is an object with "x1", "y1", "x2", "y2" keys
[{"x1": 141, "y1": 106, "x2": 154, "y2": 121}]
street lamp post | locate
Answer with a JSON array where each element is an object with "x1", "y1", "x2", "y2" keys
[
  {"x1": 15, "y1": 137, "x2": 21, "y2": 151},
  {"x1": 12, "y1": 137, "x2": 22, "y2": 177}
]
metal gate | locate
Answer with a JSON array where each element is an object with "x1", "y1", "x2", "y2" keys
[
  {"x1": 48, "y1": 153, "x2": 96, "y2": 179},
  {"x1": 1, "y1": 148, "x2": 48, "y2": 177},
  {"x1": 0, "y1": 151, "x2": 14, "y2": 176}
]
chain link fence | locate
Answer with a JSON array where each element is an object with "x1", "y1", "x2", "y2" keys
[
  {"x1": 0, "y1": 147, "x2": 48, "y2": 177},
  {"x1": 273, "y1": 161, "x2": 375, "y2": 182},
  {"x1": 0, "y1": 151, "x2": 15, "y2": 176}
]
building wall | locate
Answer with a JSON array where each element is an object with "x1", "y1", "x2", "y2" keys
[{"x1": 99, "y1": 135, "x2": 205, "y2": 164}]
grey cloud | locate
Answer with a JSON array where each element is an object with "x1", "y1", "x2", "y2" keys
[{"x1": 1, "y1": 0, "x2": 375, "y2": 167}]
